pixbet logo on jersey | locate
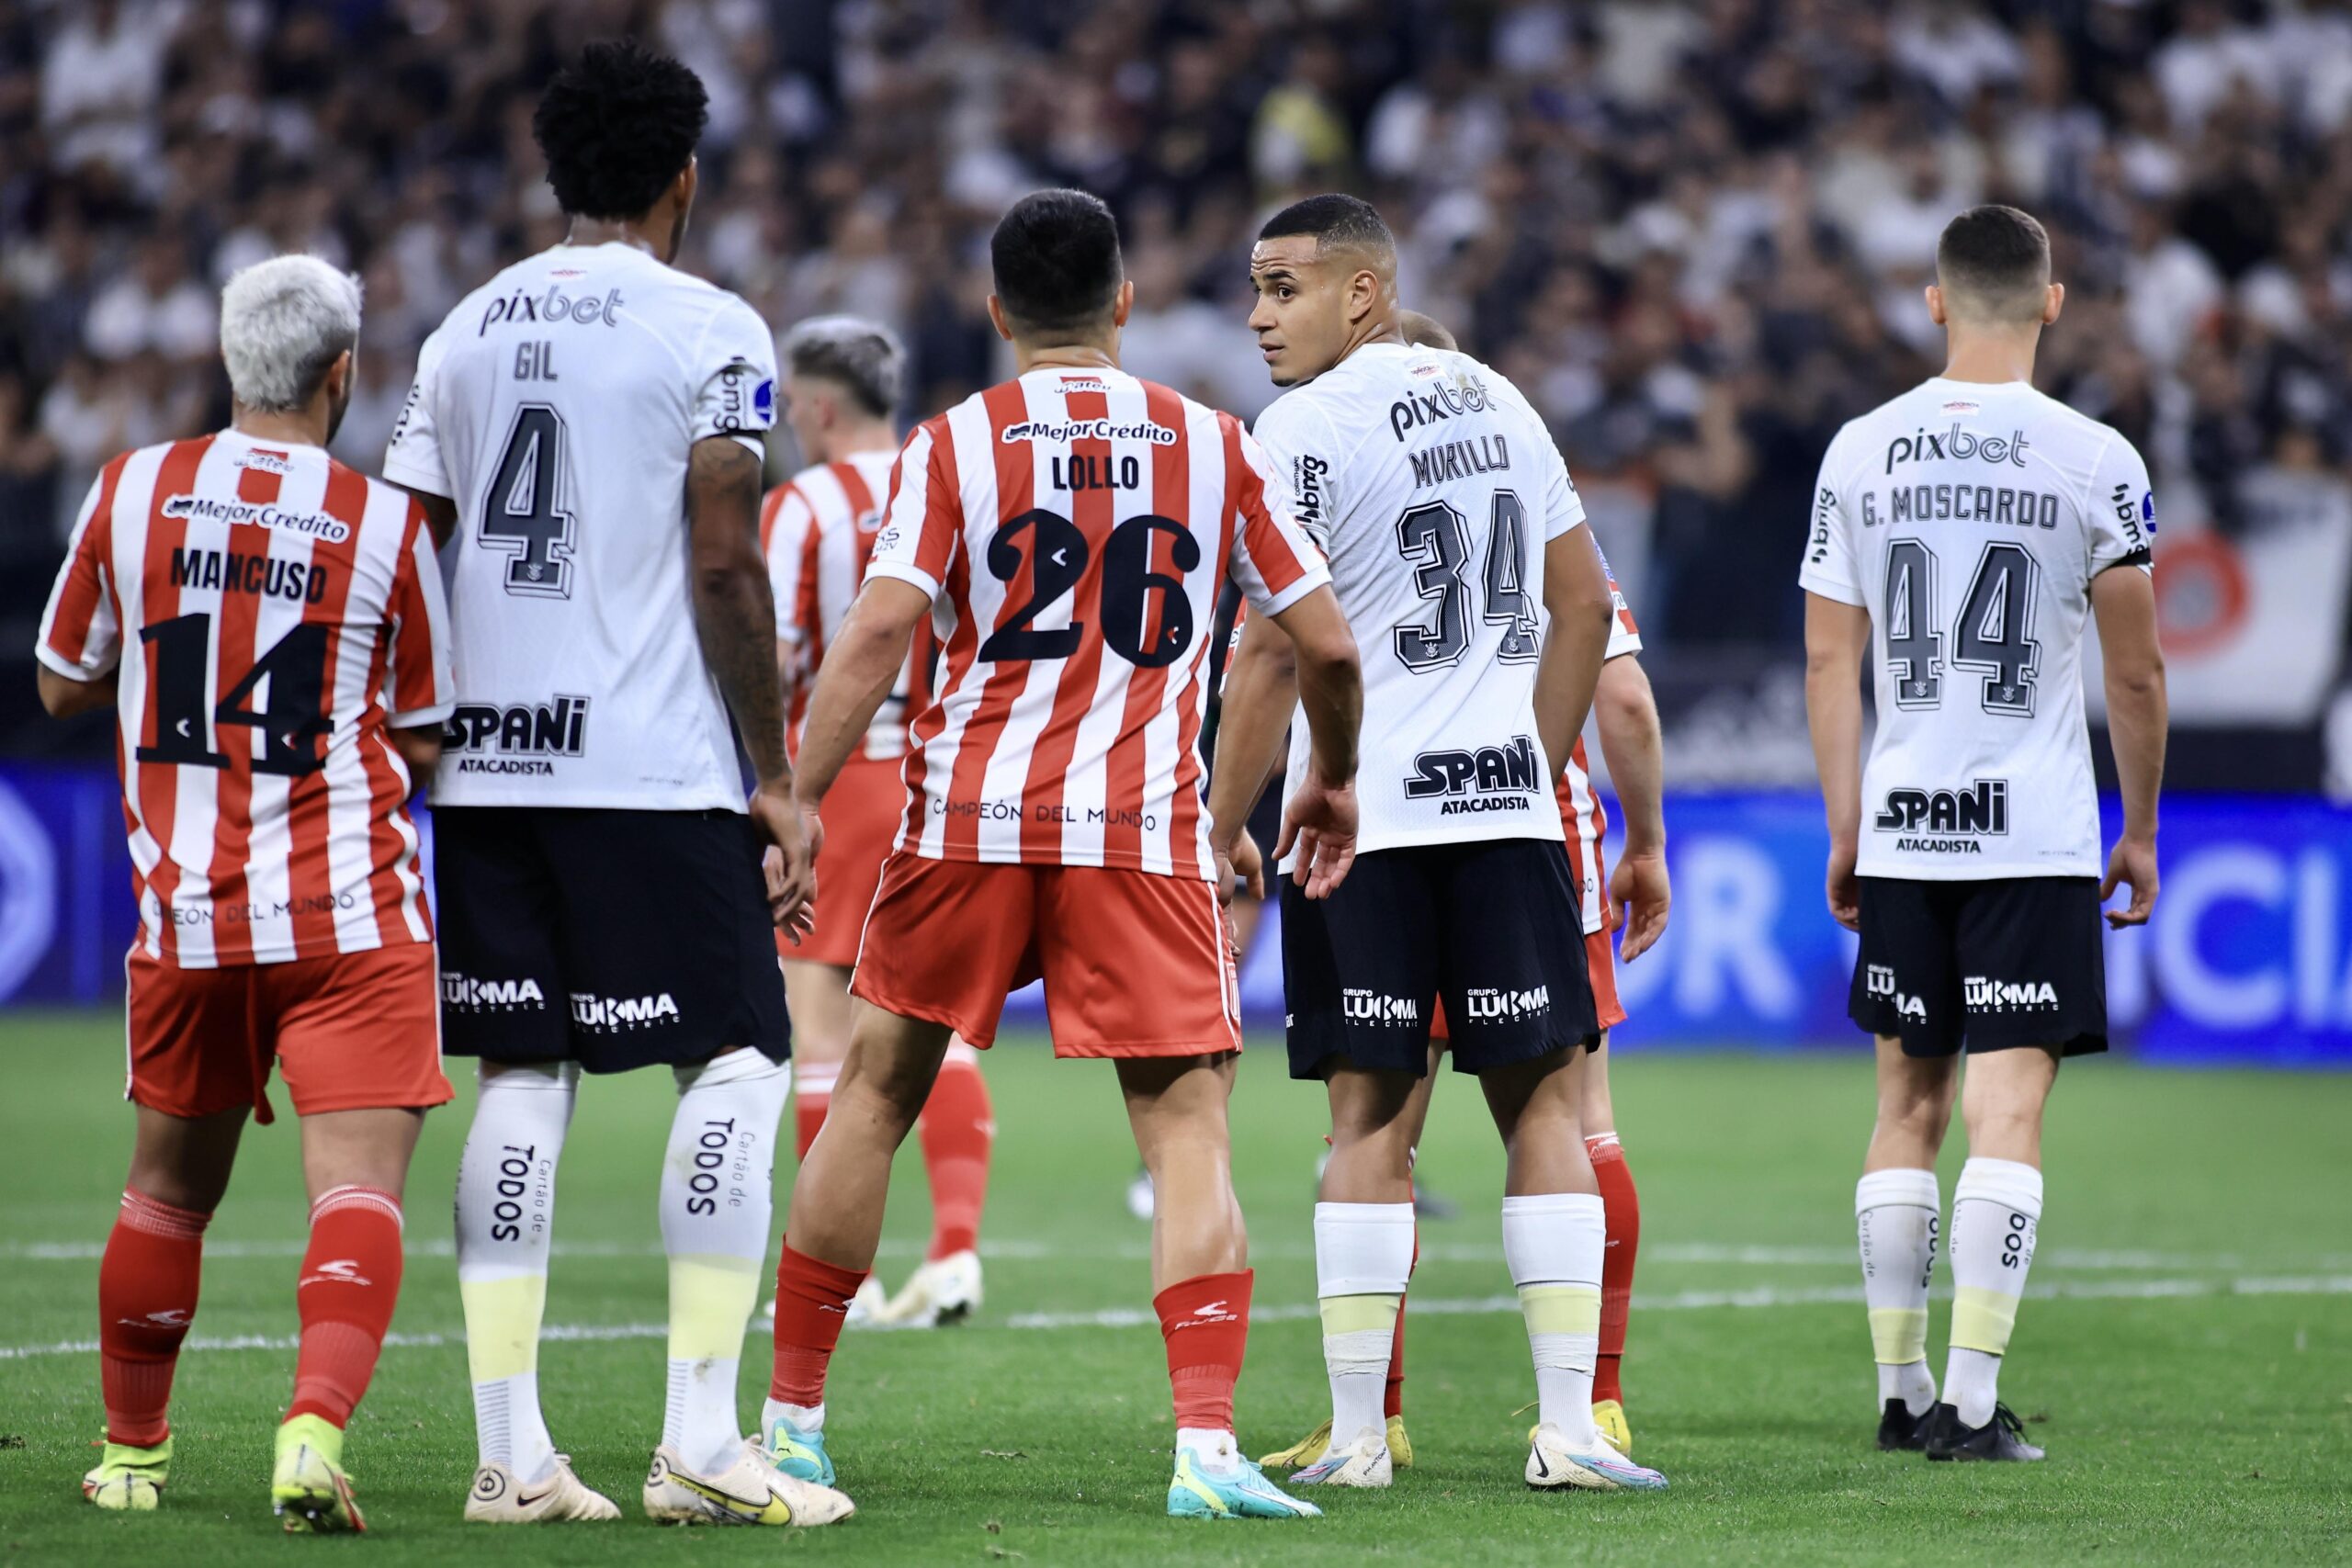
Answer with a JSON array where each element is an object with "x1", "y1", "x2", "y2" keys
[
  {"x1": 1386, "y1": 371, "x2": 1493, "y2": 441},
  {"x1": 445, "y1": 695, "x2": 590, "y2": 777},
  {"x1": 1883, "y1": 424, "x2": 2031, "y2": 474},
  {"x1": 1404, "y1": 735, "x2": 1543, "y2": 816},
  {"x1": 1875, "y1": 778, "x2": 2007, "y2": 854}
]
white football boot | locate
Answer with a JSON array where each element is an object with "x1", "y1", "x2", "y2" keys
[
  {"x1": 1289, "y1": 1426, "x2": 1393, "y2": 1488},
  {"x1": 877, "y1": 1249, "x2": 982, "y2": 1326},
  {"x1": 1525, "y1": 1422, "x2": 1668, "y2": 1492},
  {"x1": 464, "y1": 1456, "x2": 622, "y2": 1523},
  {"x1": 642, "y1": 1438, "x2": 854, "y2": 1527}
]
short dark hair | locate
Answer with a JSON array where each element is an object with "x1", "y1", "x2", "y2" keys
[
  {"x1": 990, "y1": 189, "x2": 1124, "y2": 336},
  {"x1": 1259, "y1": 193, "x2": 1396, "y2": 263},
  {"x1": 533, "y1": 39, "x2": 708, "y2": 221},
  {"x1": 1936, "y1": 205, "x2": 2051, "y2": 322},
  {"x1": 783, "y1": 315, "x2": 905, "y2": 417}
]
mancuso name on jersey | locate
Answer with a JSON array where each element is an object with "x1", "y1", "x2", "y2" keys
[
  {"x1": 1800, "y1": 377, "x2": 2155, "y2": 879},
  {"x1": 1253, "y1": 343, "x2": 1583, "y2": 861},
  {"x1": 382, "y1": 242, "x2": 778, "y2": 810}
]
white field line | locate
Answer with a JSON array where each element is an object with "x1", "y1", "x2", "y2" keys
[
  {"x1": 6, "y1": 1235, "x2": 2338, "y2": 1272},
  {"x1": 4, "y1": 1274, "x2": 2348, "y2": 1362}
]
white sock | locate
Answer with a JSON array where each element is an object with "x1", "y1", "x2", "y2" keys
[
  {"x1": 1313, "y1": 1201, "x2": 1412, "y2": 1454},
  {"x1": 762, "y1": 1397, "x2": 824, "y2": 1438},
  {"x1": 1946, "y1": 1156, "x2": 2041, "y2": 1428},
  {"x1": 1178, "y1": 1426, "x2": 1242, "y2": 1474},
  {"x1": 661, "y1": 1049, "x2": 790, "y2": 1474},
  {"x1": 1500, "y1": 1191, "x2": 1605, "y2": 1447},
  {"x1": 1856, "y1": 1168, "x2": 1939, "y2": 1416},
  {"x1": 455, "y1": 1060, "x2": 577, "y2": 1483}
]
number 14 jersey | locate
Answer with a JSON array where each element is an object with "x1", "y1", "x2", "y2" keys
[
  {"x1": 1801, "y1": 377, "x2": 2155, "y2": 880},
  {"x1": 865, "y1": 367, "x2": 1329, "y2": 879}
]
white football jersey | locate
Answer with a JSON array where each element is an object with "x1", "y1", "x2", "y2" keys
[
  {"x1": 1254, "y1": 343, "x2": 1584, "y2": 859},
  {"x1": 383, "y1": 242, "x2": 778, "y2": 810},
  {"x1": 1801, "y1": 377, "x2": 2154, "y2": 880}
]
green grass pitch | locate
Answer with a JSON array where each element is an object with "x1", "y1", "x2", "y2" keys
[{"x1": 1, "y1": 1012, "x2": 2347, "y2": 1565}]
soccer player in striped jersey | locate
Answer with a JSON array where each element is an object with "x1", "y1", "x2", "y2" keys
[
  {"x1": 1804, "y1": 206, "x2": 2165, "y2": 1462},
  {"x1": 762, "y1": 188, "x2": 1363, "y2": 1522},
  {"x1": 1211, "y1": 196, "x2": 1667, "y2": 1494},
  {"x1": 759, "y1": 316, "x2": 992, "y2": 1328},
  {"x1": 38, "y1": 255, "x2": 455, "y2": 1533}
]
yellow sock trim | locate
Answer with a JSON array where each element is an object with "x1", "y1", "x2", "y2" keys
[
  {"x1": 1318, "y1": 1293, "x2": 1402, "y2": 1337},
  {"x1": 668, "y1": 1254, "x2": 763, "y2": 1360},
  {"x1": 458, "y1": 1273, "x2": 548, "y2": 1382},
  {"x1": 1868, "y1": 1306, "x2": 1929, "y2": 1365},
  {"x1": 1950, "y1": 1285, "x2": 2021, "y2": 1355},
  {"x1": 1518, "y1": 1282, "x2": 1600, "y2": 1337}
]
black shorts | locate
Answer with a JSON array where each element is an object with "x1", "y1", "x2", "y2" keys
[
  {"x1": 434, "y1": 806, "x2": 789, "y2": 1073},
  {"x1": 1282, "y1": 839, "x2": 1599, "y2": 1080},
  {"x1": 1850, "y1": 875, "x2": 2107, "y2": 1058}
]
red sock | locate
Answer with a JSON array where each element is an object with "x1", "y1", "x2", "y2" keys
[
  {"x1": 768, "y1": 1241, "x2": 868, "y2": 1406},
  {"x1": 287, "y1": 1186, "x2": 405, "y2": 1427},
  {"x1": 1589, "y1": 1133, "x2": 1639, "y2": 1405},
  {"x1": 97, "y1": 1190, "x2": 210, "y2": 1446},
  {"x1": 794, "y1": 1066, "x2": 836, "y2": 1161},
  {"x1": 918, "y1": 1047, "x2": 992, "y2": 1261},
  {"x1": 1384, "y1": 1222, "x2": 1418, "y2": 1419},
  {"x1": 1154, "y1": 1269, "x2": 1251, "y2": 1432}
]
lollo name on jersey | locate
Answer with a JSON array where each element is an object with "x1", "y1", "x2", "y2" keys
[
  {"x1": 1405, "y1": 735, "x2": 1543, "y2": 815},
  {"x1": 1883, "y1": 424, "x2": 2030, "y2": 474},
  {"x1": 444, "y1": 694, "x2": 590, "y2": 775},
  {"x1": 1876, "y1": 777, "x2": 2008, "y2": 853}
]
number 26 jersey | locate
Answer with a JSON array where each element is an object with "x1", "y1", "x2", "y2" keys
[
  {"x1": 1800, "y1": 377, "x2": 2154, "y2": 880},
  {"x1": 384, "y1": 242, "x2": 780, "y2": 811},
  {"x1": 865, "y1": 367, "x2": 1329, "y2": 879}
]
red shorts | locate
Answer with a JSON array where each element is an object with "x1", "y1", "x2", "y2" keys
[
  {"x1": 1431, "y1": 927, "x2": 1625, "y2": 1042},
  {"x1": 850, "y1": 853, "x2": 1239, "y2": 1057},
  {"x1": 783, "y1": 755, "x2": 910, "y2": 969},
  {"x1": 125, "y1": 942, "x2": 453, "y2": 1122}
]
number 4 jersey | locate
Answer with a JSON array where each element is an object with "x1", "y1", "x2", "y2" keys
[
  {"x1": 37, "y1": 429, "x2": 456, "y2": 965},
  {"x1": 1801, "y1": 376, "x2": 2155, "y2": 880},
  {"x1": 383, "y1": 242, "x2": 780, "y2": 811},
  {"x1": 865, "y1": 366, "x2": 1329, "y2": 878}
]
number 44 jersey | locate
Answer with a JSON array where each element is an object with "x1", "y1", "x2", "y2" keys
[
  {"x1": 384, "y1": 242, "x2": 780, "y2": 811},
  {"x1": 1801, "y1": 377, "x2": 2155, "y2": 880},
  {"x1": 1251, "y1": 343, "x2": 1589, "y2": 859}
]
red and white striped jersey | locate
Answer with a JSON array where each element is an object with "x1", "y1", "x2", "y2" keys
[
  {"x1": 866, "y1": 367, "x2": 1329, "y2": 879},
  {"x1": 36, "y1": 428, "x2": 455, "y2": 967},
  {"x1": 761, "y1": 447, "x2": 932, "y2": 761},
  {"x1": 1557, "y1": 571, "x2": 1643, "y2": 935}
]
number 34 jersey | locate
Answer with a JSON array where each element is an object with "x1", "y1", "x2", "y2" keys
[
  {"x1": 866, "y1": 367, "x2": 1329, "y2": 880},
  {"x1": 1252, "y1": 343, "x2": 1588, "y2": 859},
  {"x1": 384, "y1": 242, "x2": 780, "y2": 811},
  {"x1": 1801, "y1": 377, "x2": 2155, "y2": 881},
  {"x1": 37, "y1": 430, "x2": 455, "y2": 966}
]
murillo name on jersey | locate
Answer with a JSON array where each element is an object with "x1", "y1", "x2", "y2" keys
[{"x1": 1801, "y1": 375, "x2": 2155, "y2": 881}]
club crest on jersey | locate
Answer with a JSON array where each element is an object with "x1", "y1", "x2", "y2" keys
[
  {"x1": 1404, "y1": 736, "x2": 1542, "y2": 814},
  {"x1": 1875, "y1": 778, "x2": 2008, "y2": 853},
  {"x1": 1964, "y1": 976, "x2": 2059, "y2": 1012}
]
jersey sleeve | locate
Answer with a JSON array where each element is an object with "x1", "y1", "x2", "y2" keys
[
  {"x1": 689, "y1": 299, "x2": 780, "y2": 458},
  {"x1": 1601, "y1": 570, "x2": 1643, "y2": 660},
  {"x1": 1250, "y1": 393, "x2": 1340, "y2": 554},
  {"x1": 2085, "y1": 433, "x2": 2156, "y2": 577},
  {"x1": 1798, "y1": 425, "x2": 1866, "y2": 606},
  {"x1": 35, "y1": 457, "x2": 126, "y2": 682},
  {"x1": 763, "y1": 483, "x2": 820, "y2": 648},
  {"x1": 380, "y1": 325, "x2": 451, "y2": 498},
  {"x1": 864, "y1": 421, "x2": 960, "y2": 604},
  {"x1": 1224, "y1": 415, "x2": 1331, "y2": 617},
  {"x1": 384, "y1": 502, "x2": 457, "y2": 728}
]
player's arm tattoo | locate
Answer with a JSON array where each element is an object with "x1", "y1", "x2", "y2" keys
[{"x1": 685, "y1": 435, "x2": 791, "y2": 787}]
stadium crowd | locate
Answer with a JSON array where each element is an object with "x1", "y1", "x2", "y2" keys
[{"x1": 5, "y1": 0, "x2": 2352, "y2": 677}]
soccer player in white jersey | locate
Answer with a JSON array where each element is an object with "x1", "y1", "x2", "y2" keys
[
  {"x1": 1803, "y1": 206, "x2": 2166, "y2": 1462},
  {"x1": 759, "y1": 317, "x2": 994, "y2": 1328},
  {"x1": 1210, "y1": 195, "x2": 1668, "y2": 1494},
  {"x1": 383, "y1": 42, "x2": 847, "y2": 1528}
]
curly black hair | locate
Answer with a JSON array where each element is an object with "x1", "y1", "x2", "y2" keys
[{"x1": 532, "y1": 39, "x2": 708, "y2": 221}]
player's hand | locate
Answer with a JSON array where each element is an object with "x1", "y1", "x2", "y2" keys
[
  {"x1": 1611, "y1": 847, "x2": 1670, "y2": 962},
  {"x1": 1275, "y1": 767, "x2": 1357, "y2": 900},
  {"x1": 748, "y1": 780, "x2": 818, "y2": 942},
  {"x1": 2101, "y1": 833, "x2": 2158, "y2": 927},
  {"x1": 1825, "y1": 839, "x2": 1860, "y2": 932},
  {"x1": 1227, "y1": 828, "x2": 1265, "y2": 902}
]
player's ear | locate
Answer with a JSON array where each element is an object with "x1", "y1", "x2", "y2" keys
[
  {"x1": 676, "y1": 154, "x2": 698, "y2": 210},
  {"x1": 2042, "y1": 281, "x2": 2064, "y2": 326},
  {"x1": 322, "y1": 348, "x2": 353, "y2": 403},
  {"x1": 1924, "y1": 283, "x2": 1947, "y2": 327},
  {"x1": 1112, "y1": 277, "x2": 1134, "y2": 329},
  {"x1": 985, "y1": 295, "x2": 1014, "y2": 343}
]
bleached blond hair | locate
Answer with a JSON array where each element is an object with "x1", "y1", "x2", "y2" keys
[{"x1": 220, "y1": 255, "x2": 362, "y2": 412}]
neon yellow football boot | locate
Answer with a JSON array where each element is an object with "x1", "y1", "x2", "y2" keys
[
  {"x1": 1592, "y1": 1398, "x2": 1633, "y2": 1455},
  {"x1": 1261, "y1": 1414, "x2": 1414, "y2": 1469},
  {"x1": 83, "y1": 1434, "x2": 171, "y2": 1511},
  {"x1": 272, "y1": 1413, "x2": 366, "y2": 1534}
]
